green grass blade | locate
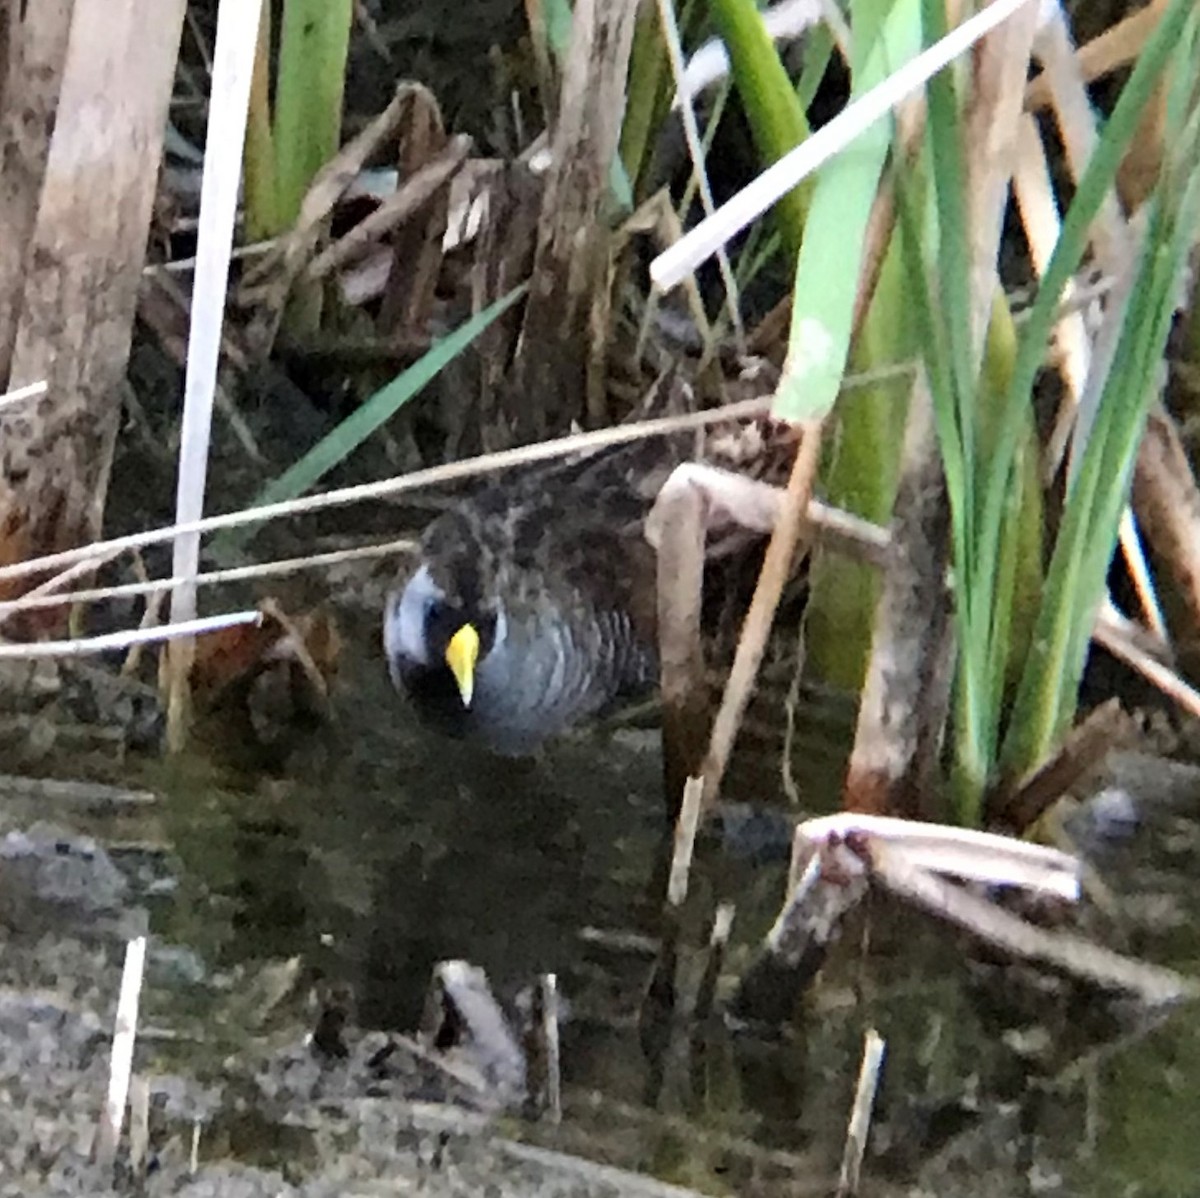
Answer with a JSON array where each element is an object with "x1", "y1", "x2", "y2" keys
[
  {"x1": 273, "y1": 0, "x2": 352, "y2": 228},
  {"x1": 908, "y1": 0, "x2": 1014, "y2": 805},
  {"x1": 803, "y1": 231, "x2": 914, "y2": 688},
  {"x1": 708, "y1": 0, "x2": 812, "y2": 256},
  {"x1": 210, "y1": 283, "x2": 530, "y2": 560},
  {"x1": 774, "y1": 0, "x2": 922, "y2": 423},
  {"x1": 1000, "y1": 397, "x2": 1106, "y2": 772},
  {"x1": 1001, "y1": 10, "x2": 1200, "y2": 775},
  {"x1": 894, "y1": 158, "x2": 965, "y2": 544},
  {"x1": 977, "y1": 293, "x2": 1042, "y2": 728},
  {"x1": 920, "y1": 0, "x2": 976, "y2": 534},
  {"x1": 894, "y1": 128, "x2": 995, "y2": 805},
  {"x1": 978, "y1": 0, "x2": 1195, "y2": 616},
  {"x1": 621, "y1": 0, "x2": 669, "y2": 198},
  {"x1": 795, "y1": 23, "x2": 834, "y2": 111}
]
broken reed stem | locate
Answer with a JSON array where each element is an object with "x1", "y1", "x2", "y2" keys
[
  {"x1": 538, "y1": 973, "x2": 562, "y2": 1125},
  {"x1": 641, "y1": 779, "x2": 706, "y2": 1102},
  {"x1": 1093, "y1": 613, "x2": 1200, "y2": 720},
  {"x1": 95, "y1": 935, "x2": 147, "y2": 1166},
  {"x1": 796, "y1": 811, "x2": 1080, "y2": 899},
  {"x1": 655, "y1": 466, "x2": 709, "y2": 812},
  {"x1": 836, "y1": 1028, "x2": 886, "y2": 1198},
  {"x1": 667, "y1": 775, "x2": 704, "y2": 907},
  {"x1": 425, "y1": 960, "x2": 528, "y2": 1095},
  {"x1": 129, "y1": 1076, "x2": 150, "y2": 1180},
  {"x1": 701, "y1": 420, "x2": 824, "y2": 809},
  {"x1": 729, "y1": 849, "x2": 860, "y2": 1025},
  {"x1": 869, "y1": 843, "x2": 1197, "y2": 1004},
  {"x1": 994, "y1": 697, "x2": 1133, "y2": 829},
  {"x1": 307, "y1": 135, "x2": 471, "y2": 280},
  {"x1": 693, "y1": 901, "x2": 735, "y2": 1026}
]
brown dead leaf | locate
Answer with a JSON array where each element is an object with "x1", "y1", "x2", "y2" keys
[
  {"x1": 188, "y1": 611, "x2": 283, "y2": 704},
  {"x1": 189, "y1": 598, "x2": 342, "y2": 720}
]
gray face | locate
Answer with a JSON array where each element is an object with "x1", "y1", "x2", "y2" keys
[
  {"x1": 384, "y1": 564, "x2": 504, "y2": 690},
  {"x1": 383, "y1": 565, "x2": 441, "y2": 671}
]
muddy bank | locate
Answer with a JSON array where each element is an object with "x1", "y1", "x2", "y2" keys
[{"x1": 0, "y1": 823, "x2": 707, "y2": 1198}]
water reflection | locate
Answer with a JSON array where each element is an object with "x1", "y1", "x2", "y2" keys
[
  {"x1": 148, "y1": 633, "x2": 1200, "y2": 1195},
  {"x1": 165, "y1": 636, "x2": 675, "y2": 1028}
]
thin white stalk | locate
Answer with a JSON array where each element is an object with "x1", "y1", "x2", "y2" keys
[
  {"x1": 95, "y1": 936, "x2": 147, "y2": 1165},
  {"x1": 0, "y1": 611, "x2": 260, "y2": 659},
  {"x1": 667, "y1": 775, "x2": 704, "y2": 907},
  {"x1": 0, "y1": 398, "x2": 775, "y2": 588},
  {"x1": 539, "y1": 973, "x2": 561, "y2": 1125},
  {"x1": 836, "y1": 1028, "x2": 886, "y2": 1198},
  {"x1": 142, "y1": 237, "x2": 276, "y2": 277},
  {"x1": 168, "y1": 0, "x2": 264, "y2": 742},
  {"x1": 0, "y1": 537, "x2": 415, "y2": 621},
  {"x1": 171, "y1": 0, "x2": 262, "y2": 625},
  {"x1": 656, "y1": 0, "x2": 744, "y2": 343},
  {"x1": 650, "y1": 0, "x2": 1039, "y2": 291}
]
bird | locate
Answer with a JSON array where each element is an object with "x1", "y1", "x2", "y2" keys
[{"x1": 382, "y1": 449, "x2": 662, "y2": 756}]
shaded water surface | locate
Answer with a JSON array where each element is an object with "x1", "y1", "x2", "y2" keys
[{"x1": 4, "y1": 631, "x2": 1200, "y2": 1195}]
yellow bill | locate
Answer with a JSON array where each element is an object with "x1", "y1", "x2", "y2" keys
[{"x1": 444, "y1": 623, "x2": 480, "y2": 707}]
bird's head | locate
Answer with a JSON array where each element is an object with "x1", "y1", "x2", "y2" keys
[{"x1": 383, "y1": 545, "x2": 503, "y2": 711}]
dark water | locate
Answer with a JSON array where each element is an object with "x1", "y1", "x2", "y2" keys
[
  {"x1": 160, "y1": 639, "x2": 686, "y2": 1028},
  {"x1": 16, "y1": 627, "x2": 1200, "y2": 1196}
]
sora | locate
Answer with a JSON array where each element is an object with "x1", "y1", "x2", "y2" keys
[{"x1": 383, "y1": 452, "x2": 661, "y2": 755}]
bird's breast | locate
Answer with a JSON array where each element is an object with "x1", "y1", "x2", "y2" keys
[{"x1": 466, "y1": 595, "x2": 655, "y2": 754}]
